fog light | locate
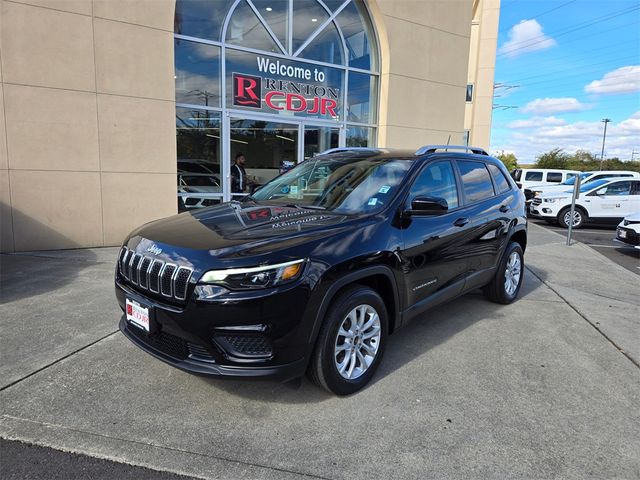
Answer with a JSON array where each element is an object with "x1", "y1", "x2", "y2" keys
[{"x1": 195, "y1": 284, "x2": 228, "y2": 301}]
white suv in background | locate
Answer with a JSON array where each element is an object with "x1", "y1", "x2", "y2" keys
[
  {"x1": 526, "y1": 171, "x2": 640, "y2": 201},
  {"x1": 512, "y1": 168, "x2": 579, "y2": 190},
  {"x1": 530, "y1": 178, "x2": 640, "y2": 228}
]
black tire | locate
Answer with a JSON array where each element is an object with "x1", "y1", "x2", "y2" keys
[
  {"x1": 558, "y1": 206, "x2": 586, "y2": 229},
  {"x1": 308, "y1": 285, "x2": 388, "y2": 395},
  {"x1": 484, "y1": 241, "x2": 524, "y2": 304}
]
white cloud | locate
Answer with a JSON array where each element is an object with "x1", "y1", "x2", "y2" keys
[
  {"x1": 499, "y1": 19, "x2": 556, "y2": 58},
  {"x1": 506, "y1": 116, "x2": 567, "y2": 129},
  {"x1": 493, "y1": 112, "x2": 640, "y2": 163},
  {"x1": 585, "y1": 65, "x2": 640, "y2": 95},
  {"x1": 522, "y1": 97, "x2": 587, "y2": 115}
]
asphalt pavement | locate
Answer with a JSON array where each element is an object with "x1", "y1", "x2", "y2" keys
[{"x1": 1, "y1": 222, "x2": 639, "y2": 479}]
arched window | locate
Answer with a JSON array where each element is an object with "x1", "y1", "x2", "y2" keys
[{"x1": 174, "y1": 0, "x2": 380, "y2": 209}]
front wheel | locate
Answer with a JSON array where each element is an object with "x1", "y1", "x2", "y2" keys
[
  {"x1": 308, "y1": 285, "x2": 388, "y2": 395},
  {"x1": 558, "y1": 207, "x2": 585, "y2": 229},
  {"x1": 484, "y1": 241, "x2": 524, "y2": 304}
]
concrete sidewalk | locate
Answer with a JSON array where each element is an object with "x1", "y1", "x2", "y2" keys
[
  {"x1": 1, "y1": 225, "x2": 639, "y2": 480},
  {"x1": 525, "y1": 222, "x2": 640, "y2": 365}
]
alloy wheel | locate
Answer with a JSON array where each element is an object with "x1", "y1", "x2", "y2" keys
[
  {"x1": 334, "y1": 304, "x2": 381, "y2": 380},
  {"x1": 504, "y1": 251, "x2": 522, "y2": 296}
]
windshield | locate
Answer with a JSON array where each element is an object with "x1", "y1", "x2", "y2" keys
[
  {"x1": 249, "y1": 155, "x2": 414, "y2": 214},
  {"x1": 561, "y1": 172, "x2": 591, "y2": 186}
]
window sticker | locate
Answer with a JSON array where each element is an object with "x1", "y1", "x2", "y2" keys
[
  {"x1": 378, "y1": 185, "x2": 391, "y2": 194},
  {"x1": 281, "y1": 185, "x2": 290, "y2": 194},
  {"x1": 368, "y1": 198, "x2": 378, "y2": 206},
  {"x1": 290, "y1": 185, "x2": 298, "y2": 194}
]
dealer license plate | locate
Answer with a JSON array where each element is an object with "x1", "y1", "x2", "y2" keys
[
  {"x1": 126, "y1": 298, "x2": 150, "y2": 332},
  {"x1": 618, "y1": 229, "x2": 627, "y2": 239}
]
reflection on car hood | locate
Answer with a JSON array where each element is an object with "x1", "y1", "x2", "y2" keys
[
  {"x1": 128, "y1": 202, "x2": 356, "y2": 257},
  {"x1": 623, "y1": 211, "x2": 640, "y2": 222}
]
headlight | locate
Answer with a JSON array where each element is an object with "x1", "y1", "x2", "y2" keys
[
  {"x1": 543, "y1": 197, "x2": 566, "y2": 203},
  {"x1": 199, "y1": 259, "x2": 306, "y2": 290},
  {"x1": 533, "y1": 191, "x2": 542, "y2": 197}
]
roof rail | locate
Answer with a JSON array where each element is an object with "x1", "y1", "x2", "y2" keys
[
  {"x1": 320, "y1": 147, "x2": 383, "y2": 155},
  {"x1": 415, "y1": 145, "x2": 488, "y2": 156}
]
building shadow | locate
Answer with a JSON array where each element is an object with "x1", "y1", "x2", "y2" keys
[{"x1": 0, "y1": 205, "x2": 101, "y2": 304}]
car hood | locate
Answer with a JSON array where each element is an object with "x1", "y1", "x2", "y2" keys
[{"x1": 127, "y1": 202, "x2": 358, "y2": 262}]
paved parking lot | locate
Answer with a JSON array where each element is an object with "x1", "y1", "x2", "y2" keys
[
  {"x1": 529, "y1": 218, "x2": 639, "y2": 275},
  {"x1": 1, "y1": 223, "x2": 639, "y2": 479}
]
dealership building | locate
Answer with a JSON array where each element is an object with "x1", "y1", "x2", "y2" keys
[{"x1": 0, "y1": 0, "x2": 499, "y2": 252}]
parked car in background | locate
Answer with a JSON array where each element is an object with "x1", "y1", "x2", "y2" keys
[
  {"x1": 511, "y1": 168, "x2": 579, "y2": 190},
  {"x1": 178, "y1": 173, "x2": 221, "y2": 211},
  {"x1": 615, "y1": 212, "x2": 640, "y2": 249},
  {"x1": 530, "y1": 178, "x2": 640, "y2": 228},
  {"x1": 526, "y1": 171, "x2": 640, "y2": 203}
]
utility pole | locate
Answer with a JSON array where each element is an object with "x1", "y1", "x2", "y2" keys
[{"x1": 600, "y1": 118, "x2": 611, "y2": 170}]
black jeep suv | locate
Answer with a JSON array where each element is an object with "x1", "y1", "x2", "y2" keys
[{"x1": 115, "y1": 145, "x2": 527, "y2": 395}]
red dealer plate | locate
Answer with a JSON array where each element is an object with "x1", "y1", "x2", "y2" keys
[{"x1": 126, "y1": 298, "x2": 150, "y2": 332}]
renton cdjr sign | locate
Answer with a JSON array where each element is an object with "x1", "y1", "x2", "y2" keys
[{"x1": 232, "y1": 55, "x2": 340, "y2": 118}]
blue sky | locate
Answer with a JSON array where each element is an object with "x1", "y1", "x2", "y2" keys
[{"x1": 490, "y1": 0, "x2": 640, "y2": 163}]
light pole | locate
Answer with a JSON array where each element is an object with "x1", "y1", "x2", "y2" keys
[{"x1": 600, "y1": 118, "x2": 611, "y2": 170}]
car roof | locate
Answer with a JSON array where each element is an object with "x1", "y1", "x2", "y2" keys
[{"x1": 317, "y1": 146, "x2": 499, "y2": 163}]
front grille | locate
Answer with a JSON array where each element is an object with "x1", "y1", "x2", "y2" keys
[
  {"x1": 128, "y1": 325, "x2": 189, "y2": 360},
  {"x1": 215, "y1": 334, "x2": 273, "y2": 359},
  {"x1": 118, "y1": 246, "x2": 193, "y2": 303},
  {"x1": 532, "y1": 198, "x2": 542, "y2": 206}
]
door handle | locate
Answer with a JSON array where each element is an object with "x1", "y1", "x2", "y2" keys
[
  {"x1": 499, "y1": 205, "x2": 509, "y2": 213},
  {"x1": 454, "y1": 217, "x2": 470, "y2": 227}
]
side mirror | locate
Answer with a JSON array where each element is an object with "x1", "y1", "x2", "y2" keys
[
  {"x1": 596, "y1": 188, "x2": 607, "y2": 196},
  {"x1": 407, "y1": 196, "x2": 448, "y2": 216}
]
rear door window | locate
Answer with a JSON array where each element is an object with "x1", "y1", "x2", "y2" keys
[
  {"x1": 546, "y1": 172, "x2": 562, "y2": 183},
  {"x1": 487, "y1": 164, "x2": 511, "y2": 194},
  {"x1": 457, "y1": 160, "x2": 496, "y2": 203}
]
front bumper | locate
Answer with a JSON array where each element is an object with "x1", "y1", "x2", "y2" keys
[
  {"x1": 115, "y1": 277, "x2": 315, "y2": 381},
  {"x1": 614, "y1": 226, "x2": 640, "y2": 249},
  {"x1": 119, "y1": 317, "x2": 307, "y2": 380}
]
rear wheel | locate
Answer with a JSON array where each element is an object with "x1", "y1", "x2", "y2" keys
[
  {"x1": 484, "y1": 241, "x2": 524, "y2": 304},
  {"x1": 308, "y1": 285, "x2": 388, "y2": 395},
  {"x1": 558, "y1": 207, "x2": 586, "y2": 229}
]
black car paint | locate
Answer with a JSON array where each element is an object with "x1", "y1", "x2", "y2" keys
[{"x1": 115, "y1": 151, "x2": 527, "y2": 381}]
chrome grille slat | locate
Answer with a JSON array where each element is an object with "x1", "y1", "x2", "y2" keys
[{"x1": 118, "y1": 247, "x2": 193, "y2": 303}]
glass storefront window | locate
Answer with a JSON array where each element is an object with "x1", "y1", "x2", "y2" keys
[
  {"x1": 347, "y1": 72, "x2": 376, "y2": 124},
  {"x1": 175, "y1": 0, "x2": 379, "y2": 206},
  {"x1": 346, "y1": 125, "x2": 375, "y2": 147},
  {"x1": 252, "y1": 0, "x2": 290, "y2": 52},
  {"x1": 304, "y1": 126, "x2": 339, "y2": 159},
  {"x1": 226, "y1": 0, "x2": 280, "y2": 53},
  {"x1": 335, "y1": 0, "x2": 376, "y2": 70},
  {"x1": 175, "y1": 39, "x2": 221, "y2": 107},
  {"x1": 230, "y1": 118, "x2": 299, "y2": 193},
  {"x1": 292, "y1": 0, "x2": 330, "y2": 54},
  {"x1": 174, "y1": 0, "x2": 234, "y2": 42},
  {"x1": 176, "y1": 108, "x2": 222, "y2": 212},
  {"x1": 298, "y1": 22, "x2": 344, "y2": 65}
]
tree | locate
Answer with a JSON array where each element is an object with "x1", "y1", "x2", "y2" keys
[
  {"x1": 496, "y1": 152, "x2": 518, "y2": 171},
  {"x1": 535, "y1": 148, "x2": 570, "y2": 169}
]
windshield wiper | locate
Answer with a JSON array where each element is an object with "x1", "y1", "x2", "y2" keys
[{"x1": 283, "y1": 203, "x2": 326, "y2": 211}]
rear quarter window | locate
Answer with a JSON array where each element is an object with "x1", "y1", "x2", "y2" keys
[
  {"x1": 457, "y1": 160, "x2": 496, "y2": 203},
  {"x1": 487, "y1": 164, "x2": 512, "y2": 194},
  {"x1": 546, "y1": 172, "x2": 562, "y2": 183}
]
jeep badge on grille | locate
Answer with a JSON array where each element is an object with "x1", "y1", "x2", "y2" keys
[{"x1": 146, "y1": 244, "x2": 162, "y2": 255}]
